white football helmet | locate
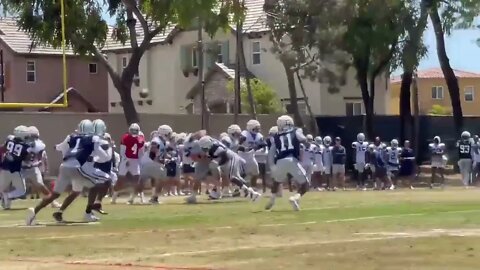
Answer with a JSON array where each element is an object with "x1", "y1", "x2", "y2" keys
[
  {"x1": 13, "y1": 125, "x2": 29, "y2": 140},
  {"x1": 198, "y1": 135, "x2": 214, "y2": 151},
  {"x1": 219, "y1": 132, "x2": 229, "y2": 139},
  {"x1": 158, "y1": 124, "x2": 173, "y2": 139},
  {"x1": 78, "y1": 119, "x2": 94, "y2": 135},
  {"x1": 391, "y1": 139, "x2": 399, "y2": 148},
  {"x1": 357, "y1": 133, "x2": 365, "y2": 142},
  {"x1": 268, "y1": 126, "x2": 278, "y2": 135},
  {"x1": 323, "y1": 136, "x2": 332, "y2": 146},
  {"x1": 433, "y1": 136, "x2": 441, "y2": 144},
  {"x1": 27, "y1": 126, "x2": 40, "y2": 138},
  {"x1": 150, "y1": 130, "x2": 159, "y2": 140},
  {"x1": 314, "y1": 136, "x2": 322, "y2": 145},
  {"x1": 227, "y1": 124, "x2": 242, "y2": 137},
  {"x1": 129, "y1": 123, "x2": 141, "y2": 135},
  {"x1": 461, "y1": 131, "x2": 471, "y2": 140},
  {"x1": 277, "y1": 115, "x2": 294, "y2": 132},
  {"x1": 306, "y1": 134, "x2": 314, "y2": 142},
  {"x1": 246, "y1": 119, "x2": 261, "y2": 133},
  {"x1": 93, "y1": 119, "x2": 107, "y2": 136}
]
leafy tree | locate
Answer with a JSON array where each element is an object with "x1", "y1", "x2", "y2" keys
[
  {"x1": 227, "y1": 78, "x2": 282, "y2": 114},
  {"x1": 429, "y1": 104, "x2": 451, "y2": 116},
  {"x1": 342, "y1": 0, "x2": 407, "y2": 139},
  {"x1": 396, "y1": 0, "x2": 428, "y2": 143},
  {"x1": 1, "y1": 0, "x2": 242, "y2": 124},
  {"x1": 426, "y1": 0, "x2": 480, "y2": 135},
  {"x1": 264, "y1": 0, "x2": 348, "y2": 132}
]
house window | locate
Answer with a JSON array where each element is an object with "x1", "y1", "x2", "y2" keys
[
  {"x1": 26, "y1": 60, "x2": 35, "y2": 82},
  {"x1": 345, "y1": 102, "x2": 363, "y2": 116},
  {"x1": 192, "y1": 48, "x2": 198, "y2": 68},
  {"x1": 431, "y1": 86, "x2": 444, "y2": 100},
  {"x1": 282, "y1": 98, "x2": 307, "y2": 115},
  {"x1": 252, "y1": 41, "x2": 261, "y2": 65},
  {"x1": 89, "y1": 63, "x2": 97, "y2": 74},
  {"x1": 216, "y1": 43, "x2": 223, "y2": 64},
  {"x1": 122, "y1": 56, "x2": 127, "y2": 69},
  {"x1": 465, "y1": 86, "x2": 475, "y2": 102}
]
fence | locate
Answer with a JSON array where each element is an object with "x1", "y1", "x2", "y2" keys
[
  {"x1": 316, "y1": 115, "x2": 480, "y2": 168},
  {"x1": 0, "y1": 112, "x2": 278, "y2": 175}
]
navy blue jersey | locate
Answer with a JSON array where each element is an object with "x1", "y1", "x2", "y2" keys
[
  {"x1": 274, "y1": 129, "x2": 300, "y2": 160},
  {"x1": 95, "y1": 155, "x2": 114, "y2": 174},
  {"x1": 1, "y1": 138, "x2": 30, "y2": 173},
  {"x1": 458, "y1": 140, "x2": 472, "y2": 159},
  {"x1": 64, "y1": 135, "x2": 95, "y2": 165}
]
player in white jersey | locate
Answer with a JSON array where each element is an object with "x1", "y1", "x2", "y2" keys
[
  {"x1": 323, "y1": 136, "x2": 333, "y2": 190},
  {"x1": 429, "y1": 136, "x2": 446, "y2": 188},
  {"x1": 300, "y1": 135, "x2": 317, "y2": 185},
  {"x1": 197, "y1": 136, "x2": 261, "y2": 202},
  {"x1": 226, "y1": 124, "x2": 242, "y2": 152},
  {"x1": 352, "y1": 133, "x2": 369, "y2": 190},
  {"x1": 385, "y1": 139, "x2": 401, "y2": 189},
  {"x1": 22, "y1": 126, "x2": 62, "y2": 208},
  {"x1": 472, "y1": 136, "x2": 480, "y2": 183},
  {"x1": 311, "y1": 136, "x2": 324, "y2": 191},
  {"x1": 239, "y1": 120, "x2": 264, "y2": 190},
  {"x1": 143, "y1": 136, "x2": 167, "y2": 204},
  {"x1": 267, "y1": 115, "x2": 308, "y2": 211}
]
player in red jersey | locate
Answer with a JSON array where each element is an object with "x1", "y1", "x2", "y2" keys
[{"x1": 111, "y1": 123, "x2": 145, "y2": 204}]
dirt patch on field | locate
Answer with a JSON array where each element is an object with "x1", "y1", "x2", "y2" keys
[{"x1": 2, "y1": 259, "x2": 211, "y2": 270}]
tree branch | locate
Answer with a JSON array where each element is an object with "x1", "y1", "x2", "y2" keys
[
  {"x1": 139, "y1": 26, "x2": 164, "y2": 51},
  {"x1": 125, "y1": 10, "x2": 139, "y2": 50},
  {"x1": 92, "y1": 46, "x2": 121, "y2": 86},
  {"x1": 122, "y1": 0, "x2": 149, "y2": 35}
]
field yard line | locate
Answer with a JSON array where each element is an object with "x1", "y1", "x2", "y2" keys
[
  {"x1": 152, "y1": 234, "x2": 442, "y2": 257},
  {"x1": 6, "y1": 209, "x2": 480, "y2": 241}
]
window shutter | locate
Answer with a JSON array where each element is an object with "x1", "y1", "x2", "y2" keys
[
  {"x1": 206, "y1": 43, "x2": 216, "y2": 70},
  {"x1": 221, "y1": 41, "x2": 230, "y2": 66},
  {"x1": 180, "y1": 45, "x2": 191, "y2": 71}
]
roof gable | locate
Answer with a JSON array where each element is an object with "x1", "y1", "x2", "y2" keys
[{"x1": 390, "y1": 68, "x2": 480, "y2": 83}]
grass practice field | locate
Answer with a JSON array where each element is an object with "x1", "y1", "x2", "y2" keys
[{"x1": 2, "y1": 188, "x2": 480, "y2": 270}]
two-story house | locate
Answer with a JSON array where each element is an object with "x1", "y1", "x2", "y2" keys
[
  {"x1": 103, "y1": 0, "x2": 389, "y2": 116},
  {"x1": 389, "y1": 68, "x2": 480, "y2": 115},
  {"x1": 0, "y1": 18, "x2": 108, "y2": 112}
]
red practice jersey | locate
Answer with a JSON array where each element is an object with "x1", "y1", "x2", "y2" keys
[{"x1": 121, "y1": 133, "x2": 145, "y2": 159}]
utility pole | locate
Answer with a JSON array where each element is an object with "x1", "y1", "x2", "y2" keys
[{"x1": 233, "y1": 21, "x2": 241, "y2": 124}]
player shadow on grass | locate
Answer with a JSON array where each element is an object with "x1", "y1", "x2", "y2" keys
[{"x1": 4, "y1": 207, "x2": 29, "y2": 211}]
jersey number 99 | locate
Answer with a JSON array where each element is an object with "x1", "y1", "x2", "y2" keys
[{"x1": 6, "y1": 141, "x2": 23, "y2": 157}]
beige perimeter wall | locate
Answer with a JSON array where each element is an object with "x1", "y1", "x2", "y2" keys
[{"x1": 0, "y1": 112, "x2": 279, "y2": 175}]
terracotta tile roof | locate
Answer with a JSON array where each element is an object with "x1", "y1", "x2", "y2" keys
[
  {"x1": 0, "y1": 18, "x2": 74, "y2": 55},
  {"x1": 103, "y1": 0, "x2": 268, "y2": 52},
  {"x1": 390, "y1": 68, "x2": 480, "y2": 83}
]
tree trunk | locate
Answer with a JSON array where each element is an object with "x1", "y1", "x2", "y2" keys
[
  {"x1": 399, "y1": 71, "x2": 413, "y2": 143},
  {"x1": 282, "y1": 62, "x2": 304, "y2": 129},
  {"x1": 119, "y1": 89, "x2": 140, "y2": 125},
  {"x1": 412, "y1": 72, "x2": 420, "y2": 158},
  {"x1": 236, "y1": 1, "x2": 256, "y2": 119},
  {"x1": 296, "y1": 70, "x2": 318, "y2": 135},
  {"x1": 429, "y1": 4, "x2": 463, "y2": 135},
  {"x1": 366, "y1": 76, "x2": 376, "y2": 140},
  {"x1": 234, "y1": 21, "x2": 242, "y2": 123}
]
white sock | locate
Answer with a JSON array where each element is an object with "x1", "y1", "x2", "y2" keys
[
  {"x1": 291, "y1": 193, "x2": 301, "y2": 200},
  {"x1": 129, "y1": 191, "x2": 136, "y2": 201}
]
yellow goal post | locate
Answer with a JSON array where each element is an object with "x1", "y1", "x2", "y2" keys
[{"x1": 0, "y1": 0, "x2": 68, "y2": 108}]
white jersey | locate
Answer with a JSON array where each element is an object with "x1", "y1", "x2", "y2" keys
[
  {"x1": 385, "y1": 147, "x2": 401, "y2": 166},
  {"x1": 301, "y1": 143, "x2": 316, "y2": 166},
  {"x1": 24, "y1": 139, "x2": 46, "y2": 168},
  {"x1": 241, "y1": 130, "x2": 264, "y2": 150},
  {"x1": 313, "y1": 144, "x2": 324, "y2": 171},
  {"x1": 352, "y1": 141, "x2": 369, "y2": 164},
  {"x1": 429, "y1": 143, "x2": 446, "y2": 164},
  {"x1": 323, "y1": 145, "x2": 333, "y2": 167},
  {"x1": 141, "y1": 137, "x2": 165, "y2": 165}
]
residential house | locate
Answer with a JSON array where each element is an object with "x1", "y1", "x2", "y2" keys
[
  {"x1": 389, "y1": 68, "x2": 480, "y2": 115},
  {"x1": 0, "y1": 18, "x2": 108, "y2": 112},
  {"x1": 103, "y1": 0, "x2": 389, "y2": 116}
]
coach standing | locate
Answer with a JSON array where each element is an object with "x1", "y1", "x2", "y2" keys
[{"x1": 331, "y1": 137, "x2": 346, "y2": 190}]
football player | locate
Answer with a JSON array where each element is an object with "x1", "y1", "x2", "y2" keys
[
  {"x1": 238, "y1": 120, "x2": 264, "y2": 191},
  {"x1": 266, "y1": 115, "x2": 308, "y2": 211},
  {"x1": 26, "y1": 120, "x2": 112, "y2": 225},
  {"x1": 385, "y1": 139, "x2": 401, "y2": 189},
  {"x1": 457, "y1": 131, "x2": 473, "y2": 187},
  {"x1": 352, "y1": 133, "x2": 369, "y2": 190},
  {"x1": 112, "y1": 123, "x2": 145, "y2": 204},
  {"x1": 429, "y1": 136, "x2": 446, "y2": 188},
  {"x1": 0, "y1": 126, "x2": 33, "y2": 209}
]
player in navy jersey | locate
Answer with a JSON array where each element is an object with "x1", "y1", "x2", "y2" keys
[
  {"x1": 26, "y1": 119, "x2": 111, "y2": 225},
  {"x1": 267, "y1": 115, "x2": 308, "y2": 211},
  {"x1": 0, "y1": 126, "x2": 33, "y2": 209}
]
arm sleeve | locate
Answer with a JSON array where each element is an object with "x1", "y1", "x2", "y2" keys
[
  {"x1": 120, "y1": 145, "x2": 127, "y2": 160},
  {"x1": 295, "y1": 128, "x2": 306, "y2": 142},
  {"x1": 93, "y1": 141, "x2": 113, "y2": 163},
  {"x1": 268, "y1": 142, "x2": 277, "y2": 166},
  {"x1": 55, "y1": 135, "x2": 70, "y2": 154}
]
